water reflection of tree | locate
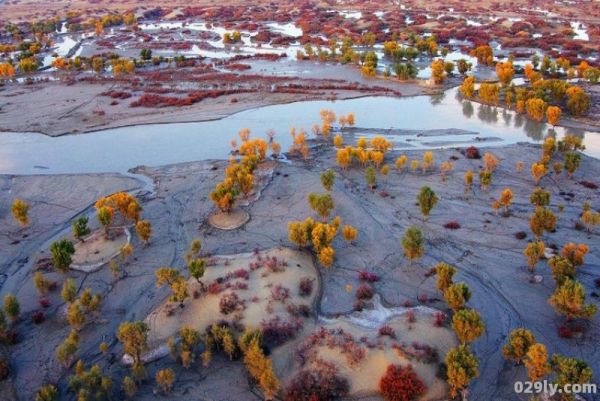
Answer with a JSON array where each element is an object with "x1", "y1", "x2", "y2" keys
[
  {"x1": 477, "y1": 104, "x2": 498, "y2": 124},
  {"x1": 523, "y1": 119, "x2": 544, "y2": 141},
  {"x1": 514, "y1": 113, "x2": 524, "y2": 128},
  {"x1": 430, "y1": 91, "x2": 445, "y2": 105},
  {"x1": 462, "y1": 101, "x2": 474, "y2": 119},
  {"x1": 502, "y1": 110, "x2": 512, "y2": 126}
]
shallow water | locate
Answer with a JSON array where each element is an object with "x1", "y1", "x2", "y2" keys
[{"x1": 0, "y1": 87, "x2": 597, "y2": 175}]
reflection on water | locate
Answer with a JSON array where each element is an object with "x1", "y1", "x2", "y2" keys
[{"x1": 0, "y1": 87, "x2": 597, "y2": 175}]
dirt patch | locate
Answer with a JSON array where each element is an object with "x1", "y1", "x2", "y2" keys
[
  {"x1": 208, "y1": 209, "x2": 250, "y2": 230},
  {"x1": 145, "y1": 247, "x2": 319, "y2": 348},
  {"x1": 71, "y1": 228, "x2": 130, "y2": 272}
]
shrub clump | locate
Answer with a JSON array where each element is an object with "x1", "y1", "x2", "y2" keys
[
  {"x1": 283, "y1": 364, "x2": 350, "y2": 401},
  {"x1": 379, "y1": 364, "x2": 426, "y2": 401},
  {"x1": 219, "y1": 292, "x2": 243, "y2": 315}
]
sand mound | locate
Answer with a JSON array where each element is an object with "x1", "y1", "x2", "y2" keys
[
  {"x1": 71, "y1": 228, "x2": 130, "y2": 273},
  {"x1": 279, "y1": 299, "x2": 457, "y2": 401},
  {"x1": 145, "y1": 247, "x2": 320, "y2": 348},
  {"x1": 208, "y1": 209, "x2": 250, "y2": 230}
]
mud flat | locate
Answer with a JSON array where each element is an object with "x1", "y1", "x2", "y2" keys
[{"x1": 0, "y1": 141, "x2": 598, "y2": 400}]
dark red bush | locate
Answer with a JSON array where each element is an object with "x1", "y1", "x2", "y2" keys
[
  {"x1": 379, "y1": 364, "x2": 426, "y2": 401},
  {"x1": 514, "y1": 231, "x2": 527, "y2": 240},
  {"x1": 39, "y1": 298, "x2": 51, "y2": 308},
  {"x1": 465, "y1": 146, "x2": 481, "y2": 159},
  {"x1": 219, "y1": 292, "x2": 242, "y2": 315},
  {"x1": 271, "y1": 285, "x2": 290, "y2": 302},
  {"x1": 233, "y1": 269, "x2": 250, "y2": 280},
  {"x1": 358, "y1": 270, "x2": 379, "y2": 282},
  {"x1": 444, "y1": 221, "x2": 461, "y2": 229},
  {"x1": 284, "y1": 365, "x2": 350, "y2": 401},
  {"x1": 356, "y1": 283, "x2": 374, "y2": 300},
  {"x1": 433, "y1": 311, "x2": 446, "y2": 327},
  {"x1": 31, "y1": 311, "x2": 45, "y2": 324},
  {"x1": 417, "y1": 293, "x2": 429, "y2": 303},
  {"x1": 580, "y1": 181, "x2": 598, "y2": 190},
  {"x1": 261, "y1": 316, "x2": 303, "y2": 346},
  {"x1": 378, "y1": 325, "x2": 396, "y2": 339},
  {"x1": 299, "y1": 277, "x2": 314, "y2": 297},
  {"x1": 207, "y1": 281, "x2": 223, "y2": 294}
]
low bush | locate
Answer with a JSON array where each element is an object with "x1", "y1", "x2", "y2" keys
[
  {"x1": 219, "y1": 292, "x2": 242, "y2": 315},
  {"x1": 284, "y1": 365, "x2": 350, "y2": 401},
  {"x1": 299, "y1": 277, "x2": 314, "y2": 297},
  {"x1": 379, "y1": 364, "x2": 426, "y2": 401},
  {"x1": 356, "y1": 283, "x2": 374, "y2": 300}
]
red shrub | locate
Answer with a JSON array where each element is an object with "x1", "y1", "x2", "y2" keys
[
  {"x1": 271, "y1": 285, "x2": 290, "y2": 302},
  {"x1": 558, "y1": 325, "x2": 573, "y2": 339},
  {"x1": 356, "y1": 283, "x2": 374, "y2": 300},
  {"x1": 284, "y1": 365, "x2": 350, "y2": 401},
  {"x1": 433, "y1": 311, "x2": 446, "y2": 327},
  {"x1": 233, "y1": 269, "x2": 250, "y2": 280},
  {"x1": 405, "y1": 310, "x2": 416, "y2": 323},
  {"x1": 379, "y1": 364, "x2": 426, "y2": 401},
  {"x1": 299, "y1": 277, "x2": 314, "y2": 297},
  {"x1": 417, "y1": 293, "x2": 429, "y2": 303},
  {"x1": 31, "y1": 311, "x2": 45, "y2": 324},
  {"x1": 207, "y1": 281, "x2": 223, "y2": 294},
  {"x1": 261, "y1": 316, "x2": 303, "y2": 346},
  {"x1": 219, "y1": 292, "x2": 242, "y2": 315},
  {"x1": 358, "y1": 270, "x2": 379, "y2": 282},
  {"x1": 464, "y1": 146, "x2": 481, "y2": 159},
  {"x1": 444, "y1": 221, "x2": 461, "y2": 229},
  {"x1": 39, "y1": 298, "x2": 51, "y2": 308},
  {"x1": 378, "y1": 325, "x2": 396, "y2": 339},
  {"x1": 580, "y1": 181, "x2": 598, "y2": 190}
]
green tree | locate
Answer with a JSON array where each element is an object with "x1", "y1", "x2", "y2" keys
[
  {"x1": 445, "y1": 345, "x2": 479, "y2": 399},
  {"x1": 66, "y1": 301, "x2": 85, "y2": 330},
  {"x1": 135, "y1": 220, "x2": 152, "y2": 246},
  {"x1": 117, "y1": 321, "x2": 149, "y2": 378},
  {"x1": 523, "y1": 241, "x2": 545, "y2": 274},
  {"x1": 122, "y1": 376, "x2": 137, "y2": 398},
  {"x1": 547, "y1": 256, "x2": 575, "y2": 286},
  {"x1": 61, "y1": 278, "x2": 78, "y2": 303},
  {"x1": 56, "y1": 329, "x2": 79, "y2": 367},
  {"x1": 97, "y1": 206, "x2": 113, "y2": 237},
  {"x1": 68, "y1": 361, "x2": 113, "y2": 400},
  {"x1": 529, "y1": 207, "x2": 556, "y2": 239},
  {"x1": 187, "y1": 258, "x2": 206, "y2": 286},
  {"x1": 524, "y1": 343, "x2": 551, "y2": 381},
  {"x1": 155, "y1": 368, "x2": 175, "y2": 394},
  {"x1": 365, "y1": 166, "x2": 377, "y2": 189},
  {"x1": 307, "y1": 193, "x2": 335, "y2": 220},
  {"x1": 417, "y1": 186, "x2": 438, "y2": 219},
  {"x1": 434, "y1": 262, "x2": 457, "y2": 293},
  {"x1": 548, "y1": 278, "x2": 597, "y2": 320},
  {"x1": 564, "y1": 152, "x2": 581, "y2": 178},
  {"x1": 401, "y1": 226, "x2": 424, "y2": 268},
  {"x1": 452, "y1": 309, "x2": 485, "y2": 345},
  {"x1": 4, "y1": 294, "x2": 20, "y2": 322},
  {"x1": 530, "y1": 187, "x2": 550, "y2": 207},
  {"x1": 33, "y1": 271, "x2": 52, "y2": 295},
  {"x1": 11, "y1": 198, "x2": 29, "y2": 226},
  {"x1": 35, "y1": 384, "x2": 59, "y2": 401},
  {"x1": 50, "y1": 239, "x2": 75, "y2": 273},
  {"x1": 502, "y1": 328, "x2": 536, "y2": 364},
  {"x1": 444, "y1": 282, "x2": 471, "y2": 311},
  {"x1": 320, "y1": 169, "x2": 335, "y2": 191},
  {"x1": 551, "y1": 355, "x2": 593, "y2": 401},
  {"x1": 72, "y1": 217, "x2": 90, "y2": 242}
]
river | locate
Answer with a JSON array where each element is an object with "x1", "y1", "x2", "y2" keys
[{"x1": 0, "y1": 87, "x2": 598, "y2": 175}]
